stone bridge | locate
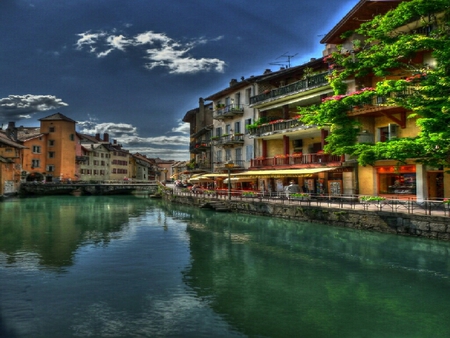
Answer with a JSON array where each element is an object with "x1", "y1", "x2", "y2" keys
[{"x1": 19, "y1": 182, "x2": 158, "y2": 196}]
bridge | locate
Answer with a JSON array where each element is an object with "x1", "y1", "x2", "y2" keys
[{"x1": 19, "y1": 181, "x2": 159, "y2": 196}]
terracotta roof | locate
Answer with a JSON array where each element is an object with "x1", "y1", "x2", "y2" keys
[
  {"x1": 39, "y1": 112, "x2": 77, "y2": 123},
  {"x1": 0, "y1": 131, "x2": 27, "y2": 148},
  {"x1": 320, "y1": 0, "x2": 407, "y2": 45}
]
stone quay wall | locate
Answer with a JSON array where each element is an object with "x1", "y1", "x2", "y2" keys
[{"x1": 166, "y1": 194, "x2": 450, "y2": 241}]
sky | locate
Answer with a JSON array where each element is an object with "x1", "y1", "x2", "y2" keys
[{"x1": 0, "y1": 0, "x2": 360, "y2": 161}]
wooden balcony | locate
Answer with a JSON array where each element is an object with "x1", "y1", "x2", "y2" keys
[
  {"x1": 249, "y1": 72, "x2": 329, "y2": 106},
  {"x1": 213, "y1": 104, "x2": 244, "y2": 120},
  {"x1": 250, "y1": 153, "x2": 343, "y2": 169}
]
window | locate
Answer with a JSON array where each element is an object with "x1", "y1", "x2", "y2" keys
[
  {"x1": 245, "y1": 88, "x2": 252, "y2": 105},
  {"x1": 216, "y1": 150, "x2": 222, "y2": 163},
  {"x1": 49, "y1": 126, "x2": 55, "y2": 133},
  {"x1": 246, "y1": 145, "x2": 253, "y2": 161},
  {"x1": 31, "y1": 159, "x2": 40, "y2": 168},
  {"x1": 234, "y1": 121, "x2": 241, "y2": 134},
  {"x1": 245, "y1": 118, "x2": 252, "y2": 134},
  {"x1": 70, "y1": 134, "x2": 75, "y2": 141},
  {"x1": 46, "y1": 165, "x2": 55, "y2": 172},
  {"x1": 378, "y1": 124, "x2": 398, "y2": 142},
  {"x1": 235, "y1": 92, "x2": 241, "y2": 106},
  {"x1": 48, "y1": 152, "x2": 55, "y2": 158},
  {"x1": 225, "y1": 149, "x2": 231, "y2": 161},
  {"x1": 235, "y1": 147, "x2": 242, "y2": 163},
  {"x1": 32, "y1": 145, "x2": 41, "y2": 153},
  {"x1": 215, "y1": 127, "x2": 222, "y2": 138},
  {"x1": 225, "y1": 124, "x2": 232, "y2": 134},
  {"x1": 49, "y1": 140, "x2": 55, "y2": 147}
]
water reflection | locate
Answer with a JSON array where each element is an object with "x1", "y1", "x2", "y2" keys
[
  {"x1": 1, "y1": 197, "x2": 450, "y2": 337},
  {"x1": 0, "y1": 196, "x2": 155, "y2": 269},
  {"x1": 162, "y1": 203, "x2": 450, "y2": 337}
]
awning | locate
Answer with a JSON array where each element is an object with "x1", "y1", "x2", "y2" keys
[
  {"x1": 223, "y1": 177, "x2": 256, "y2": 183},
  {"x1": 189, "y1": 177, "x2": 214, "y2": 182},
  {"x1": 233, "y1": 168, "x2": 336, "y2": 178},
  {"x1": 201, "y1": 173, "x2": 229, "y2": 178}
]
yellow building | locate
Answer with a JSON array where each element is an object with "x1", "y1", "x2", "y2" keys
[
  {"x1": 18, "y1": 113, "x2": 77, "y2": 182},
  {"x1": 0, "y1": 131, "x2": 26, "y2": 196}
]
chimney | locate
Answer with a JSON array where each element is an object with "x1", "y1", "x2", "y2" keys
[
  {"x1": 95, "y1": 133, "x2": 101, "y2": 141},
  {"x1": 104, "y1": 133, "x2": 109, "y2": 142},
  {"x1": 229, "y1": 79, "x2": 238, "y2": 86},
  {"x1": 264, "y1": 69, "x2": 272, "y2": 74},
  {"x1": 6, "y1": 122, "x2": 17, "y2": 141},
  {"x1": 113, "y1": 139, "x2": 117, "y2": 144}
]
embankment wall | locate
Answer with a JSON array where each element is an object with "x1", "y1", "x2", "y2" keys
[{"x1": 166, "y1": 194, "x2": 450, "y2": 241}]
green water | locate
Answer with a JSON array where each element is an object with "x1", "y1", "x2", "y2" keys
[{"x1": 1, "y1": 196, "x2": 450, "y2": 337}]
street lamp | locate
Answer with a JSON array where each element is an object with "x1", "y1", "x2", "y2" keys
[
  {"x1": 224, "y1": 160, "x2": 234, "y2": 200},
  {"x1": 162, "y1": 168, "x2": 168, "y2": 182}
]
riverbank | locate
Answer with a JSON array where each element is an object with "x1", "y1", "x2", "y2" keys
[{"x1": 164, "y1": 190, "x2": 450, "y2": 241}]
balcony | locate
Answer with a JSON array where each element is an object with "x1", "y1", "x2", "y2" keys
[
  {"x1": 190, "y1": 140, "x2": 211, "y2": 153},
  {"x1": 75, "y1": 156, "x2": 89, "y2": 163},
  {"x1": 213, "y1": 104, "x2": 244, "y2": 120},
  {"x1": 215, "y1": 159, "x2": 245, "y2": 170},
  {"x1": 213, "y1": 134, "x2": 245, "y2": 146},
  {"x1": 250, "y1": 72, "x2": 329, "y2": 106},
  {"x1": 248, "y1": 118, "x2": 312, "y2": 138},
  {"x1": 250, "y1": 153, "x2": 343, "y2": 169}
]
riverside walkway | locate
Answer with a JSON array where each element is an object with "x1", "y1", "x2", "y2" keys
[{"x1": 170, "y1": 188, "x2": 449, "y2": 218}]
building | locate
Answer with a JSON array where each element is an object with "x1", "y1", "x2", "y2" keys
[
  {"x1": 0, "y1": 130, "x2": 26, "y2": 196},
  {"x1": 318, "y1": 0, "x2": 449, "y2": 200}
]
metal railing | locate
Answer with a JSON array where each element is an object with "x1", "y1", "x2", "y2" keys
[
  {"x1": 170, "y1": 189, "x2": 449, "y2": 217},
  {"x1": 250, "y1": 72, "x2": 329, "y2": 105},
  {"x1": 251, "y1": 153, "x2": 342, "y2": 168}
]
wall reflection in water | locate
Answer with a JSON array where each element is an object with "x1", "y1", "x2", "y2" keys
[
  {"x1": 164, "y1": 203, "x2": 450, "y2": 338},
  {"x1": 0, "y1": 196, "x2": 155, "y2": 269}
]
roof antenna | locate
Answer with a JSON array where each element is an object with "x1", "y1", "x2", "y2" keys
[{"x1": 270, "y1": 52, "x2": 298, "y2": 69}]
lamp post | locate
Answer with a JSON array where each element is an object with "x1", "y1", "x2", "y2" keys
[
  {"x1": 224, "y1": 160, "x2": 234, "y2": 200},
  {"x1": 162, "y1": 168, "x2": 168, "y2": 183}
]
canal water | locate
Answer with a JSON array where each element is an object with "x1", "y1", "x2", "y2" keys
[{"x1": 1, "y1": 196, "x2": 450, "y2": 338}]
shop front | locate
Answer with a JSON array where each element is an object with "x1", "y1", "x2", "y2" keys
[{"x1": 376, "y1": 165, "x2": 416, "y2": 198}]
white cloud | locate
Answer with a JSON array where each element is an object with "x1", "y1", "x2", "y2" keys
[
  {"x1": 77, "y1": 120, "x2": 189, "y2": 161},
  {"x1": 171, "y1": 122, "x2": 190, "y2": 134},
  {"x1": 76, "y1": 29, "x2": 226, "y2": 74},
  {"x1": 0, "y1": 94, "x2": 68, "y2": 121}
]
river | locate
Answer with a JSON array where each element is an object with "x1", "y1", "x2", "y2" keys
[{"x1": 1, "y1": 195, "x2": 450, "y2": 337}]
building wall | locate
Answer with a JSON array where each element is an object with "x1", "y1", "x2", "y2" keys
[
  {"x1": 22, "y1": 137, "x2": 47, "y2": 178},
  {"x1": 40, "y1": 119, "x2": 77, "y2": 181}
]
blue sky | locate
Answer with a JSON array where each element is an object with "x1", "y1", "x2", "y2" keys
[{"x1": 0, "y1": 0, "x2": 359, "y2": 161}]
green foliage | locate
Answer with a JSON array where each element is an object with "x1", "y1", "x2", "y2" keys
[
  {"x1": 299, "y1": 0, "x2": 450, "y2": 167},
  {"x1": 360, "y1": 196, "x2": 386, "y2": 202}
]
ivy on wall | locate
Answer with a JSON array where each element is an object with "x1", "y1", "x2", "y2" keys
[{"x1": 298, "y1": 0, "x2": 450, "y2": 167}]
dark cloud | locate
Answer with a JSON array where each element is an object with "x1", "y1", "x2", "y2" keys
[
  {"x1": 0, "y1": 95, "x2": 68, "y2": 121},
  {"x1": 0, "y1": 0, "x2": 360, "y2": 160}
]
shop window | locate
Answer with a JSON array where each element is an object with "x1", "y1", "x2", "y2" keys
[{"x1": 379, "y1": 173, "x2": 416, "y2": 195}]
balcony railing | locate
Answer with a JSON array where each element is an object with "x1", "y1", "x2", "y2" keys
[
  {"x1": 216, "y1": 134, "x2": 245, "y2": 146},
  {"x1": 248, "y1": 118, "x2": 307, "y2": 137},
  {"x1": 213, "y1": 104, "x2": 244, "y2": 120},
  {"x1": 250, "y1": 72, "x2": 329, "y2": 105},
  {"x1": 251, "y1": 153, "x2": 342, "y2": 168},
  {"x1": 190, "y1": 141, "x2": 211, "y2": 153}
]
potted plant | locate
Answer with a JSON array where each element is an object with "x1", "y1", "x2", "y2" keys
[{"x1": 359, "y1": 196, "x2": 386, "y2": 204}]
